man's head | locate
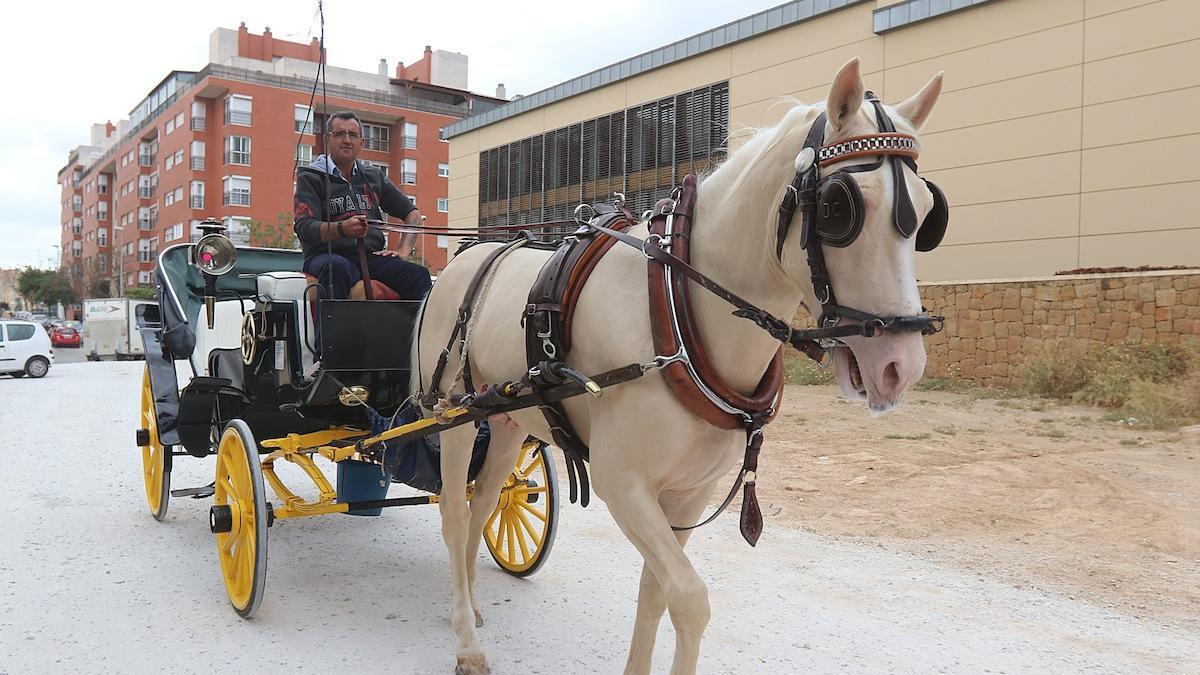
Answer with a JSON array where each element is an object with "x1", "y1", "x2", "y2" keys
[{"x1": 327, "y1": 111, "x2": 363, "y2": 166}]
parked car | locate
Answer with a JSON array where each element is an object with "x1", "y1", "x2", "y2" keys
[
  {"x1": 0, "y1": 320, "x2": 54, "y2": 378},
  {"x1": 51, "y1": 325, "x2": 82, "y2": 348}
]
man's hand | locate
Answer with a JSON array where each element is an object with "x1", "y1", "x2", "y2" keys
[
  {"x1": 340, "y1": 214, "x2": 368, "y2": 239},
  {"x1": 372, "y1": 249, "x2": 403, "y2": 257}
]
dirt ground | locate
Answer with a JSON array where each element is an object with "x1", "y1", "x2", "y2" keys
[{"x1": 755, "y1": 384, "x2": 1200, "y2": 629}]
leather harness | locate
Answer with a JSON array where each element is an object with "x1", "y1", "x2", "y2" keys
[{"x1": 418, "y1": 103, "x2": 950, "y2": 544}]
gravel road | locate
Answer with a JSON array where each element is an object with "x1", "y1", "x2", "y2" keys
[{"x1": 0, "y1": 362, "x2": 1195, "y2": 674}]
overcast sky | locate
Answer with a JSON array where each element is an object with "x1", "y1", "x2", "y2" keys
[{"x1": 0, "y1": 0, "x2": 783, "y2": 270}]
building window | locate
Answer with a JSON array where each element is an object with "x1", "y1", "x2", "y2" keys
[
  {"x1": 98, "y1": 202, "x2": 108, "y2": 221},
  {"x1": 191, "y1": 101, "x2": 206, "y2": 131},
  {"x1": 438, "y1": 163, "x2": 450, "y2": 178},
  {"x1": 166, "y1": 116, "x2": 176, "y2": 134},
  {"x1": 138, "y1": 270, "x2": 153, "y2": 284},
  {"x1": 98, "y1": 175, "x2": 109, "y2": 194},
  {"x1": 138, "y1": 238, "x2": 152, "y2": 262},
  {"x1": 403, "y1": 122, "x2": 417, "y2": 149},
  {"x1": 98, "y1": 227, "x2": 108, "y2": 247},
  {"x1": 72, "y1": 196, "x2": 82, "y2": 212},
  {"x1": 401, "y1": 158, "x2": 416, "y2": 185},
  {"x1": 72, "y1": 217, "x2": 82, "y2": 235},
  {"x1": 224, "y1": 136, "x2": 251, "y2": 165},
  {"x1": 437, "y1": 197, "x2": 449, "y2": 213},
  {"x1": 73, "y1": 241, "x2": 82, "y2": 256},
  {"x1": 296, "y1": 143, "x2": 313, "y2": 164},
  {"x1": 222, "y1": 176, "x2": 251, "y2": 206},
  {"x1": 477, "y1": 81, "x2": 728, "y2": 230},
  {"x1": 164, "y1": 223, "x2": 185, "y2": 242},
  {"x1": 138, "y1": 207, "x2": 151, "y2": 229},
  {"x1": 295, "y1": 105, "x2": 313, "y2": 134},
  {"x1": 191, "y1": 140, "x2": 205, "y2": 170},
  {"x1": 224, "y1": 95, "x2": 252, "y2": 126},
  {"x1": 362, "y1": 122, "x2": 390, "y2": 152},
  {"x1": 139, "y1": 141, "x2": 157, "y2": 166},
  {"x1": 222, "y1": 216, "x2": 251, "y2": 245},
  {"x1": 190, "y1": 180, "x2": 205, "y2": 209},
  {"x1": 436, "y1": 235, "x2": 449, "y2": 249}
]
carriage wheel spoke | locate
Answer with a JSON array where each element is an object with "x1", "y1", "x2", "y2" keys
[
  {"x1": 515, "y1": 508, "x2": 543, "y2": 548},
  {"x1": 515, "y1": 514, "x2": 531, "y2": 562},
  {"x1": 220, "y1": 533, "x2": 236, "y2": 555},
  {"x1": 504, "y1": 512, "x2": 517, "y2": 561},
  {"x1": 517, "y1": 499, "x2": 547, "y2": 522}
]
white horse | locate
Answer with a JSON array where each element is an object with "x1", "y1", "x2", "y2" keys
[{"x1": 416, "y1": 58, "x2": 944, "y2": 674}]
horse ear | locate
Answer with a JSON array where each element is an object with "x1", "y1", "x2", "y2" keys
[
  {"x1": 894, "y1": 72, "x2": 944, "y2": 131},
  {"x1": 826, "y1": 58, "x2": 864, "y2": 132}
]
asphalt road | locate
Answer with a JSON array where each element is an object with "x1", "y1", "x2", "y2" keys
[{"x1": 1, "y1": 362, "x2": 1195, "y2": 674}]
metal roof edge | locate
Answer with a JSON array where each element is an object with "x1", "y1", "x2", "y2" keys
[{"x1": 441, "y1": 0, "x2": 871, "y2": 140}]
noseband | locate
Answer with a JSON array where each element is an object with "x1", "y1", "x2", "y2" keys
[{"x1": 776, "y1": 92, "x2": 947, "y2": 345}]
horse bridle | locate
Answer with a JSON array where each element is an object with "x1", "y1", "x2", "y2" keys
[{"x1": 776, "y1": 92, "x2": 947, "y2": 347}]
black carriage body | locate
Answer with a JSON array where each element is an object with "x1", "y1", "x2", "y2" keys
[{"x1": 139, "y1": 243, "x2": 423, "y2": 456}]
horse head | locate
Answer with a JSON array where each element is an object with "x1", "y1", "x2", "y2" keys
[
  {"x1": 795, "y1": 58, "x2": 944, "y2": 412},
  {"x1": 706, "y1": 58, "x2": 945, "y2": 413}
]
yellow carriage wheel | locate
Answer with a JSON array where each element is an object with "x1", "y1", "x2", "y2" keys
[
  {"x1": 139, "y1": 365, "x2": 171, "y2": 521},
  {"x1": 211, "y1": 420, "x2": 269, "y2": 618},
  {"x1": 484, "y1": 442, "x2": 559, "y2": 577}
]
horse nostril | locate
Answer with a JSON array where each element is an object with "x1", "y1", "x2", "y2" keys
[{"x1": 882, "y1": 361, "x2": 901, "y2": 395}]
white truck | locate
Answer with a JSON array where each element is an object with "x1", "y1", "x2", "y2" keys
[{"x1": 82, "y1": 298, "x2": 156, "y2": 361}]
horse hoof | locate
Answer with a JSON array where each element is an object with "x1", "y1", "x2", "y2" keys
[
  {"x1": 455, "y1": 654, "x2": 490, "y2": 675},
  {"x1": 474, "y1": 608, "x2": 484, "y2": 628}
]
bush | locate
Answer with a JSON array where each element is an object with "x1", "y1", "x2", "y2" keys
[{"x1": 1016, "y1": 342, "x2": 1199, "y2": 428}]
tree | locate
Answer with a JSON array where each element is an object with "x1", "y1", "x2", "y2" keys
[
  {"x1": 16, "y1": 268, "x2": 79, "y2": 308},
  {"x1": 248, "y1": 212, "x2": 300, "y2": 249}
]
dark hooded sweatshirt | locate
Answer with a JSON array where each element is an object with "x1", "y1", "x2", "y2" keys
[{"x1": 292, "y1": 156, "x2": 415, "y2": 259}]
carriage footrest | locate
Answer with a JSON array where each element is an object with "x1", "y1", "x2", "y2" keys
[{"x1": 172, "y1": 484, "x2": 216, "y2": 499}]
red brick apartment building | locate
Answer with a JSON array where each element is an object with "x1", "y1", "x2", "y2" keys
[{"x1": 58, "y1": 24, "x2": 502, "y2": 312}]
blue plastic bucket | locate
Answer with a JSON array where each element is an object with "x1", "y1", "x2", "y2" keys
[{"x1": 336, "y1": 459, "x2": 390, "y2": 516}]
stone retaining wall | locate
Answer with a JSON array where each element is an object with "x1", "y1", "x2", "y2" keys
[{"x1": 916, "y1": 270, "x2": 1200, "y2": 385}]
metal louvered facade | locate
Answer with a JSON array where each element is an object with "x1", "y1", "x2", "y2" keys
[{"x1": 477, "y1": 82, "x2": 729, "y2": 233}]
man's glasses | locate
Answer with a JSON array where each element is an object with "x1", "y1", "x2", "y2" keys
[{"x1": 329, "y1": 130, "x2": 362, "y2": 140}]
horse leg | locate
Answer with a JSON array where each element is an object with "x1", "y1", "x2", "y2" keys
[
  {"x1": 606, "y1": 485, "x2": 714, "y2": 675},
  {"x1": 438, "y1": 423, "x2": 491, "y2": 675},
  {"x1": 463, "y1": 423, "x2": 526, "y2": 627},
  {"x1": 623, "y1": 485, "x2": 717, "y2": 675}
]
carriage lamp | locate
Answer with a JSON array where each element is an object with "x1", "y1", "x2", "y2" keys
[{"x1": 193, "y1": 221, "x2": 238, "y2": 329}]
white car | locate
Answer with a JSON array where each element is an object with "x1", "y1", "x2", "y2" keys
[{"x1": 0, "y1": 320, "x2": 55, "y2": 378}]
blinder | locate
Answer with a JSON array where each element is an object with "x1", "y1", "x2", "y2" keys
[{"x1": 776, "y1": 93, "x2": 950, "y2": 256}]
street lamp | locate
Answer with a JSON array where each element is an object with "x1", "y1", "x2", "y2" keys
[{"x1": 51, "y1": 244, "x2": 60, "y2": 269}]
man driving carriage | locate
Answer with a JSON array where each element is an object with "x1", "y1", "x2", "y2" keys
[{"x1": 293, "y1": 111, "x2": 432, "y2": 303}]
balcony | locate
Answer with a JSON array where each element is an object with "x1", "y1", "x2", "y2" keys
[
  {"x1": 138, "y1": 217, "x2": 151, "y2": 230},
  {"x1": 138, "y1": 186, "x2": 156, "y2": 199},
  {"x1": 191, "y1": 156, "x2": 205, "y2": 170},
  {"x1": 138, "y1": 153, "x2": 155, "y2": 166},
  {"x1": 190, "y1": 195, "x2": 205, "y2": 209},
  {"x1": 138, "y1": 251, "x2": 152, "y2": 263},
  {"x1": 225, "y1": 110, "x2": 252, "y2": 126},
  {"x1": 223, "y1": 191, "x2": 251, "y2": 207},
  {"x1": 402, "y1": 135, "x2": 417, "y2": 150},
  {"x1": 364, "y1": 138, "x2": 390, "y2": 152},
  {"x1": 191, "y1": 117, "x2": 206, "y2": 131},
  {"x1": 223, "y1": 151, "x2": 250, "y2": 166},
  {"x1": 401, "y1": 172, "x2": 417, "y2": 185},
  {"x1": 72, "y1": 203, "x2": 82, "y2": 213}
]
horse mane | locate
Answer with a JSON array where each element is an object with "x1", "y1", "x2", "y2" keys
[{"x1": 693, "y1": 100, "x2": 822, "y2": 279}]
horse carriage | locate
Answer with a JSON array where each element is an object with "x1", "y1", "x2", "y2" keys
[
  {"x1": 135, "y1": 221, "x2": 560, "y2": 617},
  {"x1": 136, "y1": 57, "x2": 951, "y2": 674}
]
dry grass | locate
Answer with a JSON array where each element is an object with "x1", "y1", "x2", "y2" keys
[{"x1": 1016, "y1": 342, "x2": 1199, "y2": 430}]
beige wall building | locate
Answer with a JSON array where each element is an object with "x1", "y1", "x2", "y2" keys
[{"x1": 443, "y1": 0, "x2": 1199, "y2": 282}]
